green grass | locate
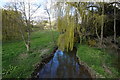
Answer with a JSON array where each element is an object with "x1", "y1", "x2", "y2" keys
[
  {"x1": 2, "y1": 30, "x2": 59, "y2": 78},
  {"x1": 0, "y1": 41, "x2": 2, "y2": 79},
  {"x1": 77, "y1": 45, "x2": 119, "y2": 78},
  {"x1": 3, "y1": 30, "x2": 119, "y2": 78}
]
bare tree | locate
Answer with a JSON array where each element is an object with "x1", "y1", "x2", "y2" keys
[
  {"x1": 11, "y1": 0, "x2": 41, "y2": 51},
  {"x1": 44, "y1": 2, "x2": 55, "y2": 45}
]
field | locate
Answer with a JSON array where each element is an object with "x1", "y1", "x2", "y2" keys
[
  {"x1": 77, "y1": 45, "x2": 119, "y2": 78},
  {"x1": 2, "y1": 30, "x2": 119, "y2": 78},
  {"x1": 2, "y1": 30, "x2": 58, "y2": 78}
]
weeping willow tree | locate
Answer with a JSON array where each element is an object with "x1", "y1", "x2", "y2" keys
[
  {"x1": 57, "y1": 4, "x2": 75, "y2": 51},
  {"x1": 56, "y1": 2, "x2": 106, "y2": 51},
  {"x1": 56, "y1": 2, "x2": 88, "y2": 51}
]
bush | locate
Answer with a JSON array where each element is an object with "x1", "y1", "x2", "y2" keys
[{"x1": 88, "y1": 39, "x2": 96, "y2": 47}]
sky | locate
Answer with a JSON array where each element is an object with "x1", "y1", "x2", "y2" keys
[
  {"x1": 0, "y1": 0, "x2": 119, "y2": 22},
  {"x1": 0, "y1": 0, "x2": 56, "y2": 22}
]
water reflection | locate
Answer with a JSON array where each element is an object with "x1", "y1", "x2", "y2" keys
[{"x1": 38, "y1": 50, "x2": 90, "y2": 78}]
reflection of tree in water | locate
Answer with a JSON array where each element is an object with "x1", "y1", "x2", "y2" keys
[
  {"x1": 56, "y1": 51, "x2": 79, "y2": 78},
  {"x1": 39, "y1": 50, "x2": 91, "y2": 78}
]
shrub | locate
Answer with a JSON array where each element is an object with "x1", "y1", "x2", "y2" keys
[{"x1": 88, "y1": 39, "x2": 96, "y2": 47}]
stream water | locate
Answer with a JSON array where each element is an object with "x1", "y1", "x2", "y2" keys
[{"x1": 36, "y1": 49, "x2": 91, "y2": 78}]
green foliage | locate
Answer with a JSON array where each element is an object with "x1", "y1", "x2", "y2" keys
[
  {"x1": 77, "y1": 45, "x2": 119, "y2": 78},
  {"x1": 2, "y1": 9, "x2": 26, "y2": 41},
  {"x1": 88, "y1": 39, "x2": 96, "y2": 46},
  {"x1": 57, "y1": 5, "x2": 75, "y2": 51}
]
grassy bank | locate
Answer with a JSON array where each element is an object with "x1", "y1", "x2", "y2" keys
[
  {"x1": 2, "y1": 30, "x2": 119, "y2": 78},
  {"x1": 77, "y1": 45, "x2": 119, "y2": 78},
  {"x1": 2, "y1": 30, "x2": 59, "y2": 78}
]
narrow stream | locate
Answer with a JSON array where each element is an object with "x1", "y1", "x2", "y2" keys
[{"x1": 36, "y1": 49, "x2": 91, "y2": 78}]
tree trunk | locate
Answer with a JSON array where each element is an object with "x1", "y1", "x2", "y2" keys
[
  {"x1": 26, "y1": 44, "x2": 30, "y2": 52},
  {"x1": 114, "y1": 2, "x2": 116, "y2": 42},
  {"x1": 26, "y1": 2, "x2": 31, "y2": 52},
  {"x1": 27, "y1": 30, "x2": 30, "y2": 52},
  {"x1": 100, "y1": 1, "x2": 104, "y2": 47},
  {"x1": 96, "y1": 26, "x2": 100, "y2": 40}
]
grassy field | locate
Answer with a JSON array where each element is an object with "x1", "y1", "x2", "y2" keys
[
  {"x1": 2, "y1": 30, "x2": 119, "y2": 78},
  {"x1": 77, "y1": 45, "x2": 119, "y2": 78},
  {"x1": 2, "y1": 30, "x2": 59, "y2": 78}
]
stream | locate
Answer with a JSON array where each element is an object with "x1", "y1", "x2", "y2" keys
[{"x1": 34, "y1": 49, "x2": 92, "y2": 78}]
